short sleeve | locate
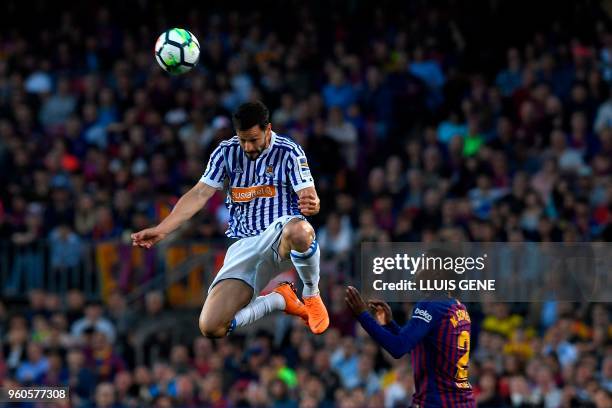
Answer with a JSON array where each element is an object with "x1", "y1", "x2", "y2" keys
[
  {"x1": 286, "y1": 145, "x2": 315, "y2": 192},
  {"x1": 199, "y1": 144, "x2": 226, "y2": 189}
]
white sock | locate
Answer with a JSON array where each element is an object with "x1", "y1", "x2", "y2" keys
[
  {"x1": 232, "y1": 292, "x2": 285, "y2": 329},
  {"x1": 290, "y1": 239, "x2": 321, "y2": 297}
]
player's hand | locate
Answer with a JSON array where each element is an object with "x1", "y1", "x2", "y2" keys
[
  {"x1": 298, "y1": 192, "x2": 320, "y2": 216},
  {"x1": 131, "y1": 227, "x2": 167, "y2": 249},
  {"x1": 345, "y1": 286, "x2": 368, "y2": 316},
  {"x1": 368, "y1": 299, "x2": 393, "y2": 325}
]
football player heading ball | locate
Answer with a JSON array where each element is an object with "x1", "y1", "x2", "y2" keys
[{"x1": 132, "y1": 101, "x2": 329, "y2": 337}]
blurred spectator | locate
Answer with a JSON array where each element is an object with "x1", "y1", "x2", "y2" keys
[
  {"x1": 496, "y1": 48, "x2": 523, "y2": 97},
  {"x1": 316, "y1": 212, "x2": 352, "y2": 259},
  {"x1": 64, "y1": 348, "x2": 96, "y2": 401},
  {"x1": 532, "y1": 365, "x2": 563, "y2": 408},
  {"x1": 85, "y1": 331, "x2": 126, "y2": 382},
  {"x1": 71, "y1": 302, "x2": 117, "y2": 343},
  {"x1": 92, "y1": 382, "x2": 120, "y2": 408},
  {"x1": 322, "y1": 68, "x2": 356, "y2": 110},
  {"x1": 15, "y1": 342, "x2": 49, "y2": 385},
  {"x1": 39, "y1": 77, "x2": 77, "y2": 128},
  {"x1": 474, "y1": 371, "x2": 507, "y2": 407},
  {"x1": 409, "y1": 47, "x2": 445, "y2": 108},
  {"x1": 106, "y1": 292, "x2": 136, "y2": 340},
  {"x1": 49, "y1": 224, "x2": 82, "y2": 270},
  {"x1": 4, "y1": 317, "x2": 28, "y2": 375},
  {"x1": 325, "y1": 107, "x2": 358, "y2": 169},
  {"x1": 330, "y1": 337, "x2": 359, "y2": 389}
]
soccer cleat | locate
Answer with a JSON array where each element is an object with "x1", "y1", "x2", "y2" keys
[
  {"x1": 273, "y1": 282, "x2": 308, "y2": 324},
  {"x1": 303, "y1": 293, "x2": 329, "y2": 335}
]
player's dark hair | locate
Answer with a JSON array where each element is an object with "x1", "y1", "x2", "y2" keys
[{"x1": 233, "y1": 101, "x2": 270, "y2": 131}]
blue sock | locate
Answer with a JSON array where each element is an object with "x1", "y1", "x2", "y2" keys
[
  {"x1": 290, "y1": 239, "x2": 321, "y2": 297},
  {"x1": 227, "y1": 318, "x2": 237, "y2": 336}
]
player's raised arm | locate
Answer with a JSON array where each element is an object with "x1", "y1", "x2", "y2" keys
[
  {"x1": 345, "y1": 286, "x2": 433, "y2": 359},
  {"x1": 131, "y1": 182, "x2": 217, "y2": 248},
  {"x1": 132, "y1": 144, "x2": 227, "y2": 248},
  {"x1": 153, "y1": 181, "x2": 217, "y2": 234}
]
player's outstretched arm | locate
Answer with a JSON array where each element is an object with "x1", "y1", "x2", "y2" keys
[
  {"x1": 131, "y1": 182, "x2": 217, "y2": 248},
  {"x1": 346, "y1": 287, "x2": 432, "y2": 359}
]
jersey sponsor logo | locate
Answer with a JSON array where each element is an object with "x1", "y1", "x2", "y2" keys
[
  {"x1": 230, "y1": 185, "x2": 276, "y2": 202},
  {"x1": 413, "y1": 307, "x2": 432, "y2": 323}
]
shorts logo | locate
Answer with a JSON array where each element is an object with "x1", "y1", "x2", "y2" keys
[
  {"x1": 231, "y1": 185, "x2": 276, "y2": 202},
  {"x1": 413, "y1": 307, "x2": 432, "y2": 323}
]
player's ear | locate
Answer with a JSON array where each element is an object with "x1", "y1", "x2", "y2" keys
[{"x1": 264, "y1": 123, "x2": 272, "y2": 143}]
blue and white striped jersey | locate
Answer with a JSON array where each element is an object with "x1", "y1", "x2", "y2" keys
[{"x1": 200, "y1": 132, "x2": 315, "y2": 238}]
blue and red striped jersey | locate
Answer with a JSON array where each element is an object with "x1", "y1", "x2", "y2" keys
[{"x1": 357, "y1": 297, "x2": 475, "y2": 407}]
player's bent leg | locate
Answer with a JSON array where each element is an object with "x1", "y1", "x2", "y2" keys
[
  {"x1": 278, "y1": 219, "x2": 329, "y2": 334},
  {"x1": 199, "y1": 278, "x2": 253, "y2": 338},
  {"x1": 278, "y1": 219, "x2": 320, "y2": 295},
  {"x1": 278, "y1": 219, "x2": 315, "y2": 256}
]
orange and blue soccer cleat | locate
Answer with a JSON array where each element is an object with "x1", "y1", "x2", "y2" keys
[
  {"x1": 273, "y1": 282, "x2": 308, "y2": 324},
  {"x1": 303, "y1": 293, "x2": 329, "y2": 334}
]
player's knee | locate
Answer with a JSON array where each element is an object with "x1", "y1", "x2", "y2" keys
[
  {"x1": 198, "y1": 317, "x2": 228, "y2": 338},
  {"x1": 285, "y1": 221, "x2": 314, "y2": 252},
  {"x1": 199, "y1": 324, "x2": 227, "y2": 338}
]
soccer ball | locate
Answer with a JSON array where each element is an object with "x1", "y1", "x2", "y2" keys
[{"x1": 154, "y1": 28, "x2": 200, "y2": 75}]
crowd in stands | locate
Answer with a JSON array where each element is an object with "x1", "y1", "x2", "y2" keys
[
  {"x1": 1, "y1": 287, "x2": 610, "y2": 407},
  {"x1": 0, "y1": 0, "x2": 611, "y2": 406}
]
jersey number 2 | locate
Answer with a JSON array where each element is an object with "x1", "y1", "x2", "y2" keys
[{"x1": 455, "y1": 330, "x2": 470, "y2": 381}]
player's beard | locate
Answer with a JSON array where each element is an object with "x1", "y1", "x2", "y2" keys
[
  {"x1": 246, "y1": 148, "x2": 263, "y2": 160},
  {"x1": 245, "y1": 135, "x2": 270, "y2": 160}
]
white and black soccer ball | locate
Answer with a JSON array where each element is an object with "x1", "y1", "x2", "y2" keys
[{"x1": 154, "y1": 28, "x2": 200, "y2": 74}]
